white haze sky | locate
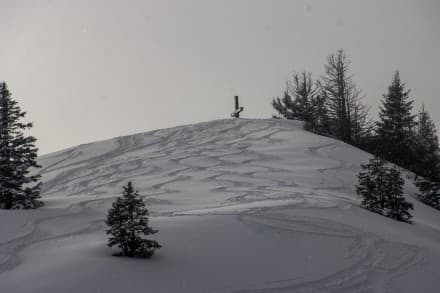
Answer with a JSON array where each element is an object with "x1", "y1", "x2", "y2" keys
[{"x1": 0, "y1": 0, "x2": 439, "y2": 154}]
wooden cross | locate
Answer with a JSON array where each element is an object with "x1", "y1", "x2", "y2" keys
[{"x1": 231, "y1": 96, "x2": 244, "y2": 118}]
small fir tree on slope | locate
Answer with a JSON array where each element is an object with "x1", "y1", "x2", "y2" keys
[
  {"x1": 357, "y1": 155, "x2": 413, "y2": 223},
  {"x1": 106, "y1": 181, "x2": 161, "y2": 258},
  {"x1": 414, "y1": 106, "x2": 440, "y2": 210},
  {"x1": 0, "y1": 82, "x2": 42, "y2": 209},
  {"x1": 417, "y1": 180, "x2": 440, "y2": 210},
  {"x1": 385, "y1": 166, "x2": 413, "y2": 223},
  {"x1": 357, "y1": 156, "x2": 388, "y2": 214}
]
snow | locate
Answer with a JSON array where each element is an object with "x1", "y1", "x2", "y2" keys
[{"x1": 1, "y1": 118, "x2": 440, "y2": 292}]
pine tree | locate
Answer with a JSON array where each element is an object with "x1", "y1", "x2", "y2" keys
[
  {"x1": 0, "y1": 82, "x2": 42, "y2": 209},
  {"x1": 357, "y1": 156, "x2": 413, "y2": 223},
  {"x1": 320, "y1": 49, "x2": 371, "y2": 146},
  {"x1": 414, "y1": 106, "x2": 440, "y2": 209},
  {"x1": 272, "y1": 71, "x2": 329, "y2": 134},
  {"x1": 414, "y1": 105, "x2": 440, "y2": 178},
  {"x1": 357, "y1": 156, "x2": 388, "y2": 214},
  {"x1": 385, "y1": 167, "x2": 413, "y2": 223},
  {"x1": 272, "y1": 90, "x2": 298, "y2": 120},
  {"x1": 106, "y1": 181, "x2": 161, "y2": 258},
  {"x1": 417, "y1": 180, "x2": 440, "y2": 210},
  {"x1": 309, "y1": 94, "x2": 331, "y2": 135},
  {"x1": 376, "y1": 71, "x2": 416, "y2": 169}
]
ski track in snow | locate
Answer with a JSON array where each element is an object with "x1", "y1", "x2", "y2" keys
[
  {"x1": 39, "y1": 119, "x2": 355, "y2": 209},
  {"x1": 231, "y1": 212, "x2": 424, "y2": 293},
  {"x1": 1, "y1": 119, "x2": 439, "y2": 292},
  {"x1": 0, "y1": 197, "x2": 106, "y2": 275}
]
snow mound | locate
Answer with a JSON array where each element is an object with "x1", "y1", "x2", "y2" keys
[
  {"x1": 1, "y1": 118, "x2": 440, "y2": 293},
  {"x1": 38, "y1": 119, "x2": 370, "y2": 213}
]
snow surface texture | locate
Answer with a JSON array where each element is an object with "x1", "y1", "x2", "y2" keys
[{"x1": 1, "y1": 119, "x2": 440, "y2": 292}]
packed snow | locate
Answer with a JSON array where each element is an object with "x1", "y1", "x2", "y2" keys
[{"x1": 1, "y1": 118, "x2": 439, "y2": 292}]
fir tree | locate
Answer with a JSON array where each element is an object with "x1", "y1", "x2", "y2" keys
[
  {"x1": 106, "y1": 181, "x2": 161, "y2": 258},
  {"x1": 385, "y1": 167, "x2": 413, "y2": 223},
  {"x1": 376, "y1": 71, "x2": 416, "y2": 169},
  {"x1": 417, "y1": 180, "x2": 440, "y2": 210},
  {"x1": 320, "y1": 49, "x2": 371, "y2": 146},
  {"x1": 0, "y1": 82, "x2": 42, "y2": 209},
  {"x1": 272, "y1": 71, "x2": 329, "y2": 134},
  {"x1": 357, "y1": 156, "x2": 388, "y2": 214},
  {"x1": 414, "y1": 106, "x2": 440, "y2": 209},
  {"x1": 309, "y1": 94, "x2": 331, "y2": 135},
  {"x1": 357, "y1": 156, "x2": 413, "y2": 223},
  {"x1": 272, "y1": 90, "x2": 298, "y2": 120},
  {"x1": 414, "y1": 105, "x2": 440, "y2": 178}
]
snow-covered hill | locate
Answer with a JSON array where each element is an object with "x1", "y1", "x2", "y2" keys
[{"x1": 1, "y1": 119, "x2": 440, "y2": 292}]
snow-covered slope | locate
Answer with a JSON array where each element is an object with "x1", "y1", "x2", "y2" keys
[{"x1": 1, "y1": 119, "x2": 440, "y2": 293}]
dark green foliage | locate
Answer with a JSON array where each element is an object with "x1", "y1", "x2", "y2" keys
[
  {"x1": 320, "y1": 49, "x2": 372, "y2": 146},
  {"x1": 272, "y1": 90, "x2": 298, "y2": 120},
  {"x1": 376, "y1": 71, "x2": 417, "y2": 169},
  {"x1": 272, "y1": 71, "x2": 330, "y2": 135},
  {"x1": 417, "y1": 180, "x2": 440, "y2": 210},
  {"x1": 271, "y1": 50, "x2": 373, "y2": 148},
  {"x1": 0, "y1": 82, "x2": 42, "y2": 209},
  {"x1": 357, "y1": 156, "x2": 413, "y2": 223},
  {"x1": 385, "y1": 167, "x2": 413, "y2": 223},
  {"x1": 414, "y1": 106, "x2": 440, "y2": 210},
  {"x1": 106, "y1": 181, "x2": 161, "y2": 258},
  {"x1": 357, "y1": 156, "x2": 388, "y2": 214},
  {"x1": 414, "y1": 106, "x2": 440, "y2": 178},
  {"x1": 375, "y1": 73, "x2": 440, "y2": 212},
  {"x1": 308, "y1": 94, "x2": 330, "y2": 135}
]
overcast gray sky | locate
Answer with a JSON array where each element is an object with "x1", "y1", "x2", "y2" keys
[{"x1": 1, "y1": 0, "x2": 439, "y2": 154}]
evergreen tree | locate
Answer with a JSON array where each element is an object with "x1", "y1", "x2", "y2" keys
[
  {"x1": 376, "y1": 71, "x2": 416, "y2": 169},
  {"x1": 357, "y1": 156, "x2": 388, "y2": 214},
  {"x1": 414, "y1": 106, "x2": 440, "y2": 209},
  {"x1": 385, "y1": 167, "x2": 413, "y2": 223},
  {"x1": 417, "y1": 180, "x2": 440, "y2": 210},
  {"x1": 272, "y1": 71, "x2": 329, "y2": 134},
  {"x1": 320, "y1": 49, "x2": 371, "y2": 145},
  {"x1": 414, "y1": 105, "x2": 440, "y2": 178},
  {"x1": 309, "y1": 94, "x2": 331, "y2": 135},
  {"x1": 0, "y1": 82, "x2": 42, "y2": 209},
  {"x1": 357, "y1": 156, "x2": 413, "y2": 223},
  {"x1": 272, "y1": 90, "x2": 298, "y2": 120},
  {"x1": 106, "y1": 181, "x2": 161, "y2": 258}
]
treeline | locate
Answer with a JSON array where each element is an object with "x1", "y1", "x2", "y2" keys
[
  {"x1": 272, "y1": 49, "x2": 371, "y2": 147},
  {"x1": 272, "y1": 49, "x2": 440, "y2": 219}
]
